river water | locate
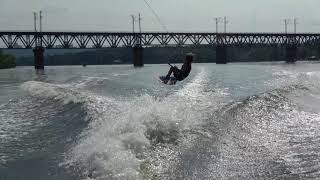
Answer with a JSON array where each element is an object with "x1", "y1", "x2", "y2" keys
[{"x1": 1, "y1": 62, "x2": 320, "y2": 180}]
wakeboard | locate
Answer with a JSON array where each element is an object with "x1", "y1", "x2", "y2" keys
[{"x1": 158, "y1": 76, "x2": 177, "y2": 85}]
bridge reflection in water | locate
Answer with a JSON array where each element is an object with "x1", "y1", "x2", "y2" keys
[{"x1": 1, "y1": 31, "x2": 320, "y2": 68}]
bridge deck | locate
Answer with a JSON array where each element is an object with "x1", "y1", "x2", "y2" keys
[{"x1": 1, "y1": 31, "x2": 320, "y2": 49}]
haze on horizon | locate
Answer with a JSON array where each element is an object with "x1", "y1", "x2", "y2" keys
[{"x1": 0, "y1": 0, "x2": 320, "y2": 33}]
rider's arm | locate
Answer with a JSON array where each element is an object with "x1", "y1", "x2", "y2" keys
[{"x1": 180, "y1": 64, "x2": 188, "y2": 72}]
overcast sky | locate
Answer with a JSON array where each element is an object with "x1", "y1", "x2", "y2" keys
[{"x1": 1, "y1": 0, "x2": 320, "y2": 33}]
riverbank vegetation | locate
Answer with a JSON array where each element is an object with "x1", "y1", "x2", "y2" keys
[
  {"x1": 0, "y1": 50, "x2": 16, "y2": 69},
  {"x1": 13, "y1": 45, "x2": 320, "y2": 66}
]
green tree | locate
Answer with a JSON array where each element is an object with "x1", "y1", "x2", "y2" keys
[{"x1": 0, "y1": 52, "x2": 16, "y2": 69}]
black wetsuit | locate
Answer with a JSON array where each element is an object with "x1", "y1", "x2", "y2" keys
[{"x1": 166, "y1": 63, "x2": 192, "y2": 81}]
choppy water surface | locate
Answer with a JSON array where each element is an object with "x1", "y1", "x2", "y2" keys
[{"x1": 1, "y1": 62, "x2": 320, "y2": 180}]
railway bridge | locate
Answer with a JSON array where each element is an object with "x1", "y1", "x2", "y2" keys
[{"x1": 1, "y1": 31, "x2": 320, "y2": 69}]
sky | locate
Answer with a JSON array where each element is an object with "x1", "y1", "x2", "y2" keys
[{"x1": 0, "y1": 0, "x2": 320, "y2": 33}]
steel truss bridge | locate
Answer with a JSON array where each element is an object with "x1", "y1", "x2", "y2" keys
[
  {"x1": 1, "y1": 32, "x2": 320, "y2": 48},
  {"x1": 1, "y1": 31, "x2": 320, "y2": 68}
]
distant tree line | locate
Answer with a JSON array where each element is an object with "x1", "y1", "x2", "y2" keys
[
  {"x1": 0, "y1": 50, "x2": 16, "y2": 69},
  {"x1": 14, "y1": 46, "x2": 320, "y2": 66}
]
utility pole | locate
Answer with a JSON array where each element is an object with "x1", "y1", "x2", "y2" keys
[
  {"x1": 294, "y1": 18, "x2": 298, "y2": 34},
  {"x1": 130, "y1": 15, "x2": 136, "y2": 33},
  {"x1": 214, "y1": 17, "x2": 219, "y2": 33},
  {"x1": 33, "y1": 12, "x2": 37, "y2": 32},
  {"x1": 223, "y1": 16, "x2": 228, "y2": 33},
  {"x1": 138, "y1": 13, "x2": 142, "y2": 34},
  {"x1": 284, "y1": 19, "x2": 290, "y2": 34},
  {"x1": 39, "y1": 10, "x2": 43, "y2": 32},
  {"x1": 139, "y1": 13, "x2": 142, "y2": 45},
  {"x1": 214, "y1": 17, "x2": 222, "y2": 33}
]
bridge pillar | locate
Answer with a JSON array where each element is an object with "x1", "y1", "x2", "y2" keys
[
  {"x1": 133, "y1": 45, "x2": 144, "y2": 67},
  {"x1": 285, "y1": 45, "x2": 297, "y2": 63},
  {"x1": 33, "y1": 46, "x2": 45, "y2": 69},
  {"x1": 216, "y1": 45, "x2": 227, "y2": 64}
]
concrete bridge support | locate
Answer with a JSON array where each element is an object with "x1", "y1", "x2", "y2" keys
[
  {"x1": 285, "y1": 45, "x2": 297, "y2": 63},
  {"x1": 33, "y1": 46, "x2": 45, "y2": 69},
  {"x1": 133, "y1": 45, "x2": 144, "y2": 67},
  {"x1": 317, "y1": 47, "x2": 320, "y2": 58},
  {"x1": 216, "y1": 45, "x2": 228, "y2": 64}
]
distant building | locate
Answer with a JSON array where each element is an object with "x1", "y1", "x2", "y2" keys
[
  {"x1": 113, "y1": 59, "x2": 122, "y2": 64},
  {"x1": 307, "y1": 56, "x2": 318, "y2": 60},
  {"x1": 13, "y1": 43, "x2": 23, "y2": 48}
]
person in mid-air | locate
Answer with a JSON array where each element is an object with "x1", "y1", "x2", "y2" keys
[{"x1": 162, "y1": 53, "x2": 193, "y2": 84}]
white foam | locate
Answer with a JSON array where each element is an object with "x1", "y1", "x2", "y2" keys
[
  {"x1": 21, "y1": 81, "x2": 88, "y2": 105},
  {"x1": 269, "y1": 70, "x2": 320, "y2": 92},
  {"x1": 19, "y1": 68, "x2": 229, "y2": 179},
  {"x1": 62, "y1": 68, "x2": 229, "y2": 179},
  {"x1": 205, "y1": 85, "x2": 320, "y2": 179},
  {"x1": 65, "y1": 76, "x2": 113, "y2": 89}
]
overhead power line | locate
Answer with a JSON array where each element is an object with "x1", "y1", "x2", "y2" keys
[{"x1": 142, "y1": 0, "x2": 168, "y2": 32}]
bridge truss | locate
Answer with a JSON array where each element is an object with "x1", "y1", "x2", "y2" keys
[{"x1": 1, "y1": 32, "x2": 320, "y2": 49}]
